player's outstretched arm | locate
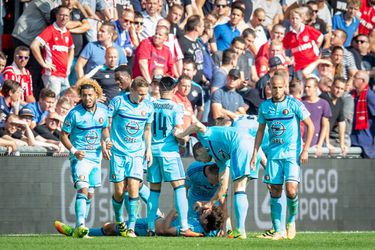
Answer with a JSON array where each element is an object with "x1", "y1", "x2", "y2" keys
[{"x1": 175, "y1": 121, "x2": 207, "y2": 139}]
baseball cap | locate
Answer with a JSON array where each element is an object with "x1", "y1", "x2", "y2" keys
[
  {"x1": 228, "y1": 68, "x2": 241, "y2": 80},
  {"x1": 19, "y1": 108, "x2": 34, "y2": 118},
  {"x1": 269, "y1": 55, "x2": 284, "y2": 68}
]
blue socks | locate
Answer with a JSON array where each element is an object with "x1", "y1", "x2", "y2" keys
[
  {"x1": 147, "y1": 189, "x2": 160, "y2": 231},
  {"x1": 139, "y1": 184, "x2": 151, "y2": 204},
  {"x1": 112, "y1": 196, "x2": 124, "y2": 223},
  {"x1": 280, "y1": 191, "x2": 287, "y2": 230},
  {"x1": 85, "y1": 198, "x2": 91, "y2": 220},
  {"x1": 127, "y1": 197, "x2": 139, "y2": 230},
  {"x1": 174, "y1": 185, "x2": 188, "y2": 230},
  {"x1": 75, "y1": 193, "x2": 87, "y2": 227},
  {"x1": 287, "y1": 195, "x2": 298, "y2": 224},
  {"x1": 234, "y1": 191, "x2": 248, "y2": 233},
  {"x1": 270, "y1": 195, "x2": 282, "y2": 232}
]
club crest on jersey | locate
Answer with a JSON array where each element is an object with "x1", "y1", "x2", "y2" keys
[
  {"x1": 270, "y1": 121, "x2": 286, "y2": 136},
  {"x1": 99, "y1": 117, "x2": 104, "y2": 124},
  {"x1": 65, "y1": 37, "x2": 69, "y2": 43},
  {"x1": 265, "y1": 175, "x2": 270, "y2": 181},
  {"x1": 283, "y1": 109, "x2": 289, "y2": 115},
  {"x1": 303, "y1": 35, "x2": 309, "y2": 42},
  {"x1": 141, "y1": 111, "x2": 147, "y2": 117},
  {"x1": 64, "y1": 120, "x2": 71, "y2": 127},
  {"x1": 126, "y1": 121, "x2": 140, "y2": 135},
  {"x1": 112, "y1": 174, "x2": 116, "y2": 180},
  {"x1": 86, "y1": 130, "x2": 99, "y2": 144}
]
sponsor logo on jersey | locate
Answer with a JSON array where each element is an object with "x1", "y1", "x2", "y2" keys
[{"x1": 126, "y1": 121, "x2": 140, "y2": 135}]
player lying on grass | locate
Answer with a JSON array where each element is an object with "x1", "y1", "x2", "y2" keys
[{"x1": 55, "y1": 205, "x2": 224, "y2": 237}]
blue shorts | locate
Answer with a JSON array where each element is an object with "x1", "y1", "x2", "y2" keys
[
  {"x1": 230, "y1": 139, "x2": 252, "y2": 181},
  {"x1": 70, "y1": 157, "x2": 101, "y2": 189},
  {"x1": 263, "y1": 158, "x2": 300, "y2": 185},
  {"x1": 147, "y1": 156, "x2": 185, "y2": 183},
  {"x1": 110, "y1": 153, "x2": 144, "y2": 182}
]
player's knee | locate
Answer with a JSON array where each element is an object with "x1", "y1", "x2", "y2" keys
[{"x1": 75, "y1": 181, "x2": 89, "y2": 193}]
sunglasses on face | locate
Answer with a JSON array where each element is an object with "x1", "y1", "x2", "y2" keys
[
  {"x1": 16, "y1": 55, "x2": 30, "y2": 60},
  {"x1": 216, "y1": 4, "x2": 227, "y2": 8},
  {"x1": 356, "y1": 40, "x2": 367, "y2": 44},
  {"x1": 134, "y1": 21, "x2": 143, "y2": 25},
  {"x1": 258, "y1": 18, "x2": 265, "y2": 22}
]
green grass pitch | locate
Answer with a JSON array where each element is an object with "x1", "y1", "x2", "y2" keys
[{"x1": 1, "y1": 232, "x2": 375, "y2": 250}]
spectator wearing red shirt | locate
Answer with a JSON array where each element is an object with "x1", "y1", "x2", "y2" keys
[
  {"x1": 172, "y1": 75, "x2": 198, "y2": 130},
  {"x1": 3, "y1": 46, "x2": 35, "y2": 104},
  {"x1": 358, "y1": 0, "x2": 375, "y2": 35},
  {"x1": 132, "y1": 25, "x2": 174, "y2": 83},
  {"x1": 283, "y1": 8, "x2": 323, "y2": 78},
  {"x1": 30, "y1": 5, "x2": 74, "y2": 97}
]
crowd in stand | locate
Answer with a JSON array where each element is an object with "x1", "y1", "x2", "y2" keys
[{"x1": 0, "y1": 0, "x2": 374, "y2": 157}]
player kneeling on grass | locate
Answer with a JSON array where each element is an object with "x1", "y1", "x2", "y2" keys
[
  {"x1": 55, "y1": 205, "x2": 224, "y2": 237},
  {"x1": 60, "y1": 79, "x2": 111, "y2": 238}
]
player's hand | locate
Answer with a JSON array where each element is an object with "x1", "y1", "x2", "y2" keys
[
  {"x1": 300, "y1": 150, "x2": 309, "y2": 164},
  {"x1": 102, "y1": 147, "x2": 111, "y2": 160},
  {"x1": 74, "y1": 150, "x2": 85, "y2": 160},
  {"x1": 145, "y1": 149, "x2": 152, "y2": 167},
  {"x1": 250, "y1": 156, "x2": 256, "y2": 171}
]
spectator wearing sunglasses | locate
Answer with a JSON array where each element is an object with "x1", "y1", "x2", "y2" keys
[{"x1": 3, "y1": 46, "x2": 35, "y2": 104}]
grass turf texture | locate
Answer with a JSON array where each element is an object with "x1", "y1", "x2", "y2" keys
[{"x1": 1, "y1": 232, "x2": 375, "y2": 250}]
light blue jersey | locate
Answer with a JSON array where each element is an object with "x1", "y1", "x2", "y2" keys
[
  {"x1": 171, "y1": 217, "x2": 219, "y2": 237},
  {"x1": 108, "y1": 92, "x2": 154, "y2": 157},
  {"x1": 62, "y1": 102, "x2": 109, "y2": 159},
  {"x1": 232, "y1": 115, "x2": 270, "y2": 154},
  {"x1": 258, "y1": 96, "x2": 310, "y2": 160},
  {"x1": 197, "y1": 126, "x2": 254, "y2": 180},
  {"x1": 151, "y1": 98, "x2": 184, "y2": 157},
  {"x1": 186, "y1": 161, "x2": 218, "y2": 201}
]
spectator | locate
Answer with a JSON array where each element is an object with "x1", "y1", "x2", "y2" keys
[
  {"x1": 302, "y1": 77, "x2": 332, "y2": 156},
  {"x1": 114, "y1": 8, "x2": 136, "y2": 58},
  {"x1": 3, "y1": 46, "x2": 35, "y2": 104},
  {"x1": 172, "y1": 75, "x2": 197, "y2": 130},
  {"x1": 0, "y1": 80, "x2": 22, "y2": 127},
  {"x1": 140, "y1": 0, "x2": 163, "y2": 40},
  {"x1": 115, "y1": 65, "x2": 132, "y2": 93},
  {"x1": 30, "y1": 5, "x2": 74, "y2": 97},
  {"x1": 332, "y1": 0, "x2": 361, "y2": 47},
  {"x1": 157, "y1": 19, "x2": 184, "y2": 77},
  {"x1": 358, "y1": 0, "x2": 375, "y2": 35},
  {"x1": 252, "y1": 0, "x2": 283, "y2": 31},
  {"x1": 12, "y1": 0, "x2": 59, "y2": 99},
  {"x1": 331, "y1": 29, "x2": 358, "y2": 81},
  {"x1": 302, "y1": 56, "x2": 335, "y2": 81},
  {"x1": 34, "y1": 112, "x2": 63, "y2": 142},
  {"x1": 331, "y1": 46, "x2": 348, "y2": 79},
  {"x1": 149, "y1": 73, "x2": 163, "y2": 101},
  {"x1": 62, "y1": 86, "x2": 80, "y2": 108},
  {"x1": 241, "y1": 28, "x2": 258, "y2": 85},
  {"x1": 350, "y1": 70, "x2": 375, "y2": 158},
  {"x1": 166, "y1": 4, "x2": 184, "y2": 39},
  {"x1": 213, "y1": 0, "x2": 230, "y2": 26},
  {"x1": 0, "y1": 114, "x2": 30, "y2": 148},
  {"x1": 55, "y1": 96, "x2": 71, "y2": 120},
  {"x1": 211, "y1": 48, "x2": 237, "y2": 94},
  {"x1": 132, "y1": 25, "x2": 174, "y2": 83},
  {"x1": 178, "y1": 15, "x2": 205, "y2": 85},
  {"x1": 306, "y1": 1, "x2": 330, "y2": 49},
  {"x1": 256, "y1": 40, "x2": 290, "y2": 78},
  {"x1": 85, "y1": 47, "x2": 119, "y2": 104},
  {"x1": 248, "y1": 8, "x2": 270, "y2": 54},
  {"x1": 320, "y1": 77, "x2": 350, "y2": 155},
  {"x1": 316, "y1": 0, "x2": 333, "y2": 34},
  {"x1": 132, "y1": 11, "x2": 144, "y2": 48},
  {"x1": 75, "y1": 21, "x2": 127, "y2": 80},
  {"x1": 283, "y1": 8, "x2": 323, "y2": 78},
  {"x1": 209, "y1": 68, "x2": 247, "y2": 122},
  {"x1": 22, "y1": 88, "x2": 56, "y2": 129},
  {"x1": 182, "y1": 59, "x2": 204, "y2": 121},
  {"x1": 214, "y1": 5, "x2": 244, "y2": 51},
  {"x1": 256, "y1": 24, "x2": 286, "y2": 61},
  {"x1": 0, "y1": 51, "x2": 6, "y2": 86}
]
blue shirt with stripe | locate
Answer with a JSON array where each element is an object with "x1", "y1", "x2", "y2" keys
[
  {"x1": 62, "y1": 102, "x2": 109, "y2": 157},
  {"x1": 151, "y1": 98, "x2": 183, "y2": 157},
  {"x1": 258, "y1": 95, "x2": 310, "y2": 159},
  {"x1": 186, "y1": 161, "x2": 218, "y2": 200},
  {"x1": 108, "y1": 92, "x2": 154, "y2": 156}
]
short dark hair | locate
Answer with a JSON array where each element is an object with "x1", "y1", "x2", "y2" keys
[
  {"x1": 222, "y1": 48, "x2": 237, "y2": 65},
  {"x1": 1, "y1": 80, "x2": 20, "y2": 97},
  {"x1": 183, "y1": 58, "x2": 197, "y2": 70},
  {"x1": 39, "y1": 88, "x2": 56, "y2": 100},
  {"x1": 205, "y1": 205, "x2": 225, "y2": 232},
  {"x1": 178, "y1": 74, "x2": 191, "y2": 84},
  {"x1": 131, "y1": 76, "x2": 149, "y2": 89},
  {"x1": 231, "y1": 36, "x2": 245, "y2": 46},
  {"x1": 333, "y1": 77, "x2": 347, "y2": 86},
  {"x1": 185, "y1": 15, "x2": 201, "y2": 32}
]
